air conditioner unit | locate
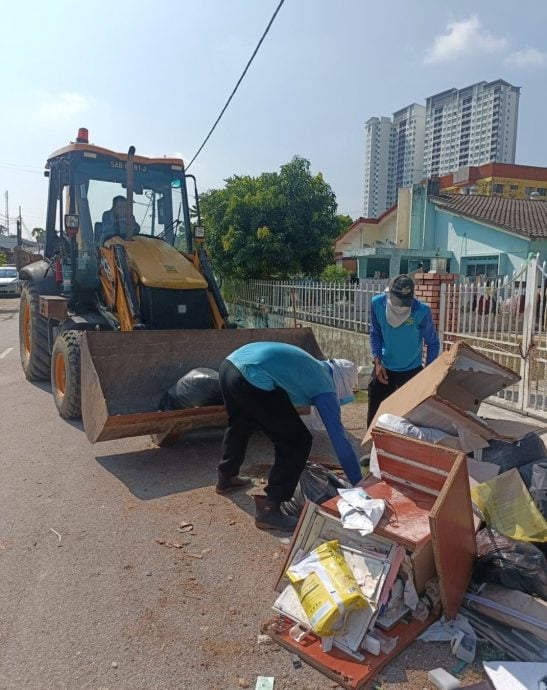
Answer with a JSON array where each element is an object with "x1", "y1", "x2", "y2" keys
[{"x1": 431, "y1": 257, "x2": 448, "y2": 272}]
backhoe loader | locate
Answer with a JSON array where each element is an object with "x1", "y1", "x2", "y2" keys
[{"x1": 18, "y1": 129, "x2": 322, "y2": 443}]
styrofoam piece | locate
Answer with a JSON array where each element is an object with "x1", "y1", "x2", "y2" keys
[
  {"x1": 371, "y1": 629, "x2": 398, "y2": 654},
  {"x1": 362, "y1": 634, "x2": 381, "y2": 656},
  {"x1": 289, "y1": 622, "x2": 311, "y2": 643},
  {"x1": 428, "y1": 667, "x2": 461, "y2": 690}
]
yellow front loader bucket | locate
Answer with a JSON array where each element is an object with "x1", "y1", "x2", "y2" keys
[{"x1": 81, "y1": 328, "x2": 324, "y2": 444}]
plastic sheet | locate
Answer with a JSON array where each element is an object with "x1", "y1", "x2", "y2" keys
[
  {"x1": 281, "y1": 463, "x2": 350, "y2": 517},
  {"x1": 474, "y1": 527, "x2": 547, "y2": 600},
  {"x1": 471, "y1": 468, "x2": 547, "y2": 543},
  {"x1": 519, "y1": 461, "x2": 547, "y2": 517},
  {"x1": 159, "y1": 367, "x2": 223, "y2": 410}
]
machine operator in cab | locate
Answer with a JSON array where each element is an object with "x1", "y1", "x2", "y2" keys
[{"x1": 98, "y1": 195, "x2": 140, "y2": 244}]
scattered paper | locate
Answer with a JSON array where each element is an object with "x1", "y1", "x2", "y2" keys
[{"x1": 337, "y1": 488, "x2": 385, "y2": 536}]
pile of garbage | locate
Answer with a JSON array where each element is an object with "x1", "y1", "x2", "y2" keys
[{"x1": 263, "y1": 342, "x2": 547, "y2": 689}]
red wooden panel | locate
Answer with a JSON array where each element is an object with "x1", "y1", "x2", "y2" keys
[
  {"x1": 375, "y1": 453, "x2": 446, "y2": 493},
  {"x1": 429, "y1": 453, "x2": 476, "y2": 620},
  {"x1": 371, "y1": 429, "x2": 457, "y2": 473},
  {"x1": 262, "y1": 612, "x2": 438, "y2": 690}
]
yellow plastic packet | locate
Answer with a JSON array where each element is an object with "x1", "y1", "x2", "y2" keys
[
  {"x1": 472, "y1": 468, "x2": 547, "y2": 543},
  {"x1": 286, "y1": 540, "x2": 367, "y2": 637}
]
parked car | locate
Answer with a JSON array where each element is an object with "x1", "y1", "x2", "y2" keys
[{"x1": 0, "y1": 265, "x2": 21, "y2": 296}]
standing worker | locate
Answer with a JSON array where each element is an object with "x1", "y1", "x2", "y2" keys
[
  {"x1": 367, "y1": 274, "x2": 439, "y2": 429},
  {"x1": 217, "y1": 342, "x2": 362, "y2": 532}
]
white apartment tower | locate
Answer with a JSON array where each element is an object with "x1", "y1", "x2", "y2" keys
[
  {"x1": 392, "y1": 104, "x2": 426, "y2": 189},
  {"x1": 363, "y1": 105, "x2": 426, "y2": 218},
  {"x1": 363, "y1": 116, "x2": 395, "y2": 218},
  {"x1": 424, "y1": 79, "x2": 520, "y2": 178}
]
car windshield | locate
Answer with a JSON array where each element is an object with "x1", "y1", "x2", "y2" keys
[{"x1": 0, "y1": 268, "x2": 17, "y2": 278}]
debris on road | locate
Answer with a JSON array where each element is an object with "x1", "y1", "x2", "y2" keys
[
  {"x1": 255, "y1": 677, "x2": 275, "y2": 690},
  {"x1": 427, "y1": 667, "x2": 461, "y2": 689},
  {"x1": 177, "y1": 522, "x2": 194, "y2": 533},
  {"x1": 156, "y1": 539, "x2": 187, "y2": 549},
  {"x1": 49, "y1": 528, "x2": 62, "y2": 542}
]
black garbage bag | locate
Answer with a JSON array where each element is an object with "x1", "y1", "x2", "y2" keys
[
  {"x1": 474, "y1": 527, "x2": 547, "y2": 600},
  {"x1": 159, "y1": 368, "x2": 223, "y2": 411},
  {"x1": 281, "y1": 463, "x2": 351, "y2": 517},
  {"x1": 519, "y1": 460, "x2": 547, "y2": 517},
  {"x1": 482, "y1": 432, "x2": 546, "y2": 473}
]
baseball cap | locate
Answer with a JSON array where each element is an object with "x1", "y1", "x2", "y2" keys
[{"x1": 389, "y1": 274, "x2": 414, "y2": 306}]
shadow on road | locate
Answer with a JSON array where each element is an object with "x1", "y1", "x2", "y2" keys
[
  {"x1": 95, "y1": 428, "x2": 277, "y2": 506},
  {"x1": 95, "y1": 428, "x2": 226, "y2": 500}
]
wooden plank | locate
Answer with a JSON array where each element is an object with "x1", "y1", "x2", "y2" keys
[
  {"x1": 429, "y1": 453, "x2": 476, "y2": 620},
  {"x1": 262, "y1": 612, "x2": 438, "y2": 690},
  {"x1": 372, "y1": 429, "x2": 458, "y2": 472},
  {"x1": 375, "y1": 453, "x2": 446, "y2": 493}
]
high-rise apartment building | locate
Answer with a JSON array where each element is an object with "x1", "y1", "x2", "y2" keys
[
  {"x1": 363, "y1": 105, "x2": 425, "y2": 218},
  {"x1": 424, "y1": 80, "x2": 520, "y2": 178},
  {"x1": 393, "y1": 104, "x2": 426, "y2": 190},
  {"x1": 363, "y1": 116, "x2": 395, "y2": 218}
]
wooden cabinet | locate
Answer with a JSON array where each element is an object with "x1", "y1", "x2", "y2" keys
[{"x1": 264, "y1": 430, "x2": 476, "y2": 690}]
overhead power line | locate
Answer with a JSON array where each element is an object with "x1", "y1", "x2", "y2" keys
[
  {"x1": 0, "y1": 161, "x2": 43, "y2": 174},
  {"x1": 186, "y1": 0, "x2": 286, "y2": 171}
]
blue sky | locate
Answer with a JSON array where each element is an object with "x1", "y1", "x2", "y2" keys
[{"x1": 1, "y1": 0, "x2": 546, "y2": 237}]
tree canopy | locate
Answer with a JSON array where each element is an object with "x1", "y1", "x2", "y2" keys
[{"x1": 200, "y1": 156, "x2": 343, "y2": 280}]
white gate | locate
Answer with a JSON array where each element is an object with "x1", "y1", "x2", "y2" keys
[{"x1": 440, "y1": 256, "x2": 547, "y2": 418}]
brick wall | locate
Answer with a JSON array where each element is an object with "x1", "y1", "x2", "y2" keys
[{"x1": 413, "y1": 272, "x2": 459, "y2": 329}]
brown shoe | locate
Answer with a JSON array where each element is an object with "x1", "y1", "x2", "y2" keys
[{"x1": 216, "y1": 471, "x2": 252, "y2": 494}]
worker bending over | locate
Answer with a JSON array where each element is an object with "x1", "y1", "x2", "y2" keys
[
  {"x1": 367, "y1": 274, "x2": 439, "y2": 428},
  {"x1": 217, "y1": 342, "x2": 362, "y2": 532}
]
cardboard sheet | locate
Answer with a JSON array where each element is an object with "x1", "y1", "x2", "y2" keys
[{"x1": 363, "y1": 342, "x2": 520, "y2": 448}]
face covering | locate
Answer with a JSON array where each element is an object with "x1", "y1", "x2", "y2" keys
[{"x1": 386, "y1": 295, "x2": 411, "y2": 327}]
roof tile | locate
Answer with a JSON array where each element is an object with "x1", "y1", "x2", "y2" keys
[{"x1": 432, "y1": 194, "x2": 547, "y2": 238}]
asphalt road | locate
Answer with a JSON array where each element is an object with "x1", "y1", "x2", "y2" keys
[
  {"x1": 0, "y1": 296, "x2": 490, "y2": 690},
  {"x1": 0, "y1": 296, "x2": 363, "y2": 690}
]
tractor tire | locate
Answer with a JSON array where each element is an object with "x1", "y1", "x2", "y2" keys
[
  {"x1": 51, "y1": 331, "x2": 83, "y2": 419},
  {"x1": 19, "y1": 281, "x2": 51, "y2": 381}
]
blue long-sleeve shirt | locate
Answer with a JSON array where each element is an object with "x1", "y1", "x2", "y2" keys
[
  {"x1": 370, "y1": 294, "x2": 440, "y2": 371},
  {"x1": 227, "y1": 342, "x2": 362, "y2": 485}
]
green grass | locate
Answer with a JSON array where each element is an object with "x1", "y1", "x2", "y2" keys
[{"x1": 354, "y1": 390, "x2": 369, "y2": 403}]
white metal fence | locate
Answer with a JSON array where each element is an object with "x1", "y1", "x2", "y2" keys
[
  {"x1": 230, "y1": 279, "x2": 388, "y2": 332},
  {"x1": 229, "y1": 263, "x2": 547, "y2": 419},
  {"x1": 441, "y1": 256, "x2": 547, "y2": 417}
]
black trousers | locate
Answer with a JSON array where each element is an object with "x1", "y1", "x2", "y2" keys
[
  {"x1": 366, "y1": 365, "x2": 423, "y2": 429},
  {"x1": 218, "y1": 360, "x2": 312, "y2": 503}
]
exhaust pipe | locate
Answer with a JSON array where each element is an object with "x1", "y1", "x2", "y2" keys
[{"x1": 126, "y1": 146, "x2": 136, "y2": 240}]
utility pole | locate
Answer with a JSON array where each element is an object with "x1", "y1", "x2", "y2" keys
[
  {"x1": 17, "y1": 206, "x2": 22, "y2": 245},
  {"x1": 4, "y1": 191, "x2": 8, "y2": 236}
]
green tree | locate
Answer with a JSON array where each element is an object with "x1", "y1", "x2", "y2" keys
[
  {"x1": 31, "y1": 227, "x2": 46, "y2": 250},
  {"x1": 319, "y1": 264, "x2": 351, "y2": 282},
  {"x1": 335, "y1": 214, "x2": 354, "y2": 237},
  {"x1": 200, "y1": 156, "x2": 340, "y2": 280}
]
